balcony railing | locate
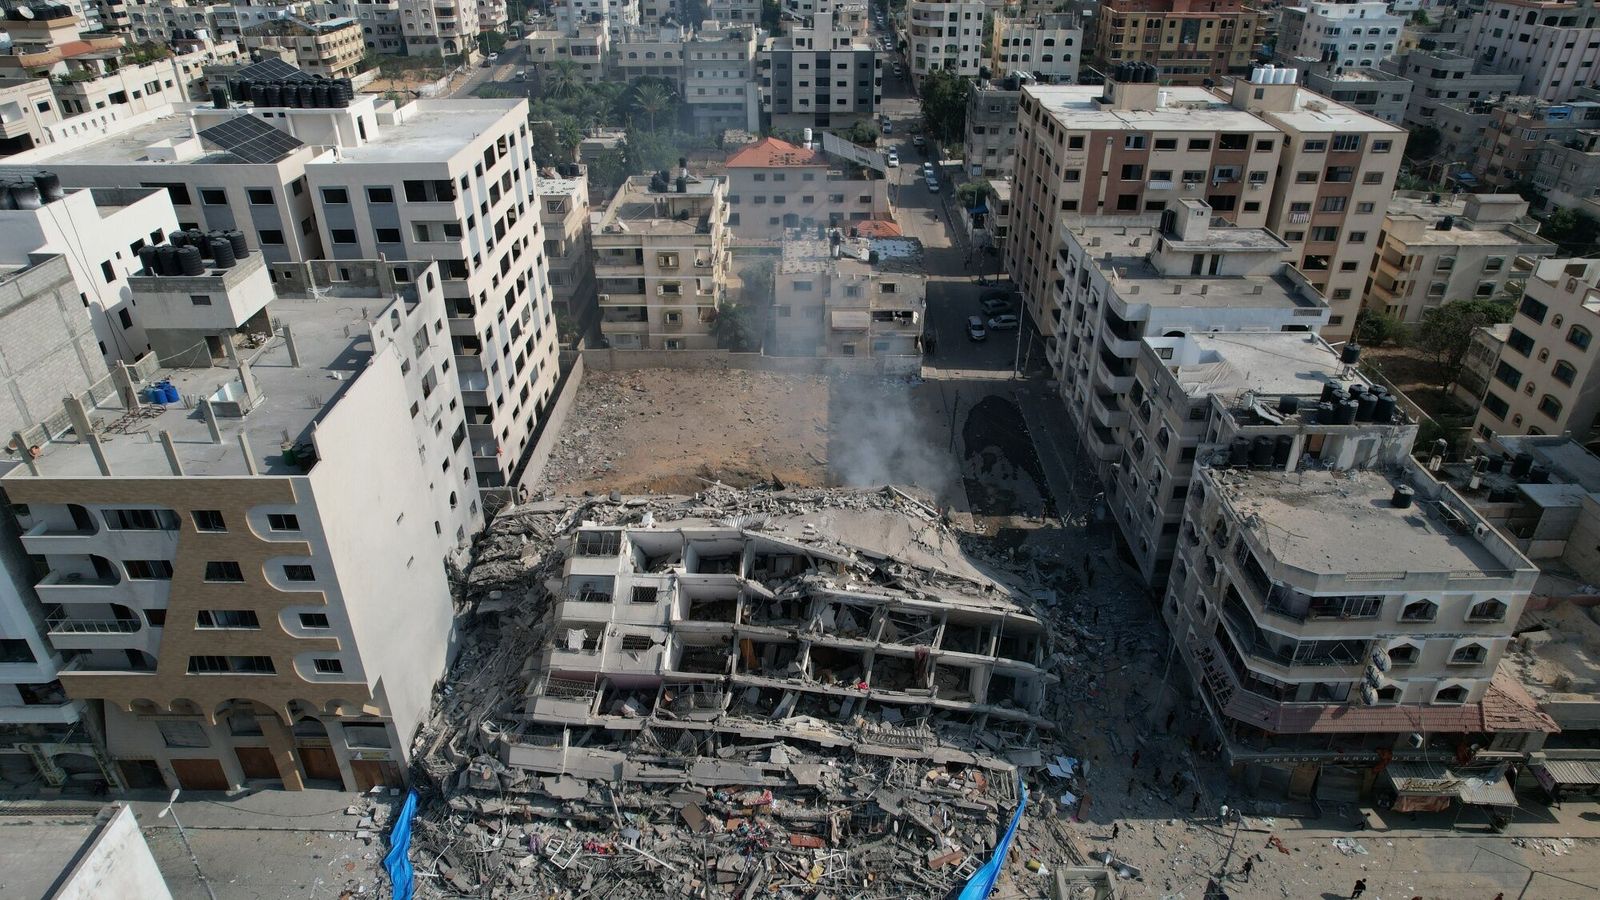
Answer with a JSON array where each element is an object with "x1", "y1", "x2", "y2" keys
[{"x1": 47, "y1": 618, "x2": 142, "y2": 634}]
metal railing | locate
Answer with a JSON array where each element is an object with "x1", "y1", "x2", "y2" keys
[{"x1": 46, "y1": 617, "x2": 141, "y2": 634}]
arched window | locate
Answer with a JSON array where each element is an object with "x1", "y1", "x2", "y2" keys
[
  {"x1": 1568, "y1": 324, "x2": 1592, "y2": 350},
  {"x1": 1387, "y1": 644, "x2": 1419, "y2": 666},
  {"x1": 1435, "y1": 684, "x2": 1468, "y2": 704},
  {"x1": 1468, "y1": 599, "x2": 1507, "y2": 622},
  {"x1": 1538, "y1": 394, "x2": 1564, "y2": 420},
  {"x1": 1451, "y1": 643, "x2": 1488, "y2": 665},
  {"x1": 1554, "y1": 360, "x2": 1577, "y2": 385},
  {"x1": 1400, "y1": 599, "x2": 1437, "y2": 622}
]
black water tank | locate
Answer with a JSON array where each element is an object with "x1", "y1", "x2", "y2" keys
[
  {"x1": 187, "y1": 229, "x2": 209, "y2": 258},
  {"x1": 1338, "y1": 399, "x2": 1359, "y2": 425},
  {"x1": 1373, "y1": 395, "x2": 1397, "y2": 423},
  {"x1": 209, "y1": 238, "x2": 236, "y2": 269},
  {"x1": 225, "y1": 229, "x2": 247, "y2": 258},
  {"x1": 0, "y1": 182, "x2": 16, "y2": 211},
  {"x1": 1510, "y1": 452, "x2": 1535, "y2": 479},
  {"x1": 1348, "y1": 382, "x2": 1367, "y2": 398},
  {"x1": 137, "y1": 245, "x2": 159, "y2": 274},
  {"x1": 264, "y1": 82, "x2": 282, "y2": 107},
  {"x1": 1277, "y1": 395, "x2": 1300, "y2": 415},
  {"x1": 336, "y1": 78, "x2": 354, "y2": 106},
  {"x1": 1392, "y1": 485, "x2": 1415, "y2": 509},
  {"x1": 1488, "y1": 455, "x2": 1506, "y2": 474},
  {"x1": 168, "y1": 229, "x2": 187, "y2": 248},
  {"x1": 1369, "y1": 384, "x2": 1388, "y2": 399},
  {"x1": 300, "y1": 82, "x2": 316, "y2": 109},
  {"x1": 8, "y1": 182, "x2": 40, "y2": 210},
  {"x1": 33, "y1": 171, "x2": 62, "y2": 203},
  {"x1": 211, "y1": 86, "x2": 228, "y2": 109},
  {"x1": 313, "y1": 82, "x2": 331, "y2": 108},
  {"x1": 1229, "y1": 439, "x2": 1250, "y2": 467},
  {"x1": 1314, "y1": 401, "x2": 1335, "y2": 424},
  {"x1": 1341, "y1": 342, "x2": 1363, "y2": 366},
  {"x1": 1355, "y1": 393, "x2": 1377, "y2": 422},
  {"x1": 229, "y1": 78, "x2": 247, "y2": 102},
  {"x1": 177, "y1": 245, "x2": 204, "y2": 276},
  {"x1": 1320, "y1": 381, "x2": 1340, "y2": 403},
  {"x1": 1273, "y1": 435, "x2": 1294, "y2": 466},
  {"x1": 250, "y1": 81, "x2": 266, "y2": 105},
  {"x1": 156, "y1": 244, "x2": 179, "y2": 275},
  {"x1": 1250, "y1": 436, "x2": 1274, "y2": 467},
  {"x1": 1528, "y1": 465, "x2": 1550, "y2": 484}
]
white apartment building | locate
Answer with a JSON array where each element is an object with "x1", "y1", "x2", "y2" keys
[
  {"x1": 683, "y1": 21, "x2": 759, "y2": 136},
  {"x1": 1463, "y1": 0, "x2": 1600, "y2": 101},
  {"x1": 0, "y1": 183, "x2": 180, "y2": 365},
  {"x1": 1380, "y1": 47, "x2": 1521, "y2": 135},
  {"x1": 1, "y1": 253, "x2": 479, "y2": 793},
  {"x1": 1116, "y1": 331, "x2": 1418, "y2": 587},
  {"x1": 535, "y1": 169, "x2": 596, "y2": 324},
  {"x1": 963, "y1": 77, "x2": 1021, "y2": 179},
  {"x1": 759, "y1": 11, "x2": 882, "y2": 129},
  {"x1": 1477, "y1": 258, "x2": 1600, "y2": 443},
  {"x1": 312, "y1": 0, "x2": 407, "y2": 54},
  {"x1": 991, "y1": 13, "x2": 1081, "y2": 84},
  {"x1": 770, "y1": 233, "x2": 924, "y2": 372},
  {"x1": 398, "y1": 0, "x2": 481, "y2": 57},
  {"x1": 1049, "y1": 201, "x2": 1331, "y2": 476},
  {"x1": 127, "y1": 0, "x2": 219, "y2": 45},
  {"x1": 723, "y1": 136, "x2": 890, "y2": 240},
  {"x1": 594, "y1": 170, "x2": 730, "y2": 351},
  {"x1": 1276, "y1": 1, "x2": 1403, "y2": 73},
  {"x1": 302, "y1": 98, "x2": 561, "y2": 489},
  {"x1": 707, "y1": 0, "x2": 762, "y2": 25},
  {"x1": 1300, "y1": 66, "x2": 1411, "y2": 125},
  {"x1": 0, "y1": 77, "x2": 61, "y2": 155},
  {"x1": 1533, "y1": 129, "x2": 1600, "y2": 212},
  {"x1": 905, "y1": 0, "x2": 985, "y2": 85},
  {"x1": 1367, "y1": 192, "x2": 1553, "y2": 325},
  {"x1": 477, "y1": 0, "x2": 509, "y2": 31},
  {"x1": 612, "y1": 23, "x2": 688, "y2": 80},
  {"x1": 52, "y1": 42, "x2": 241, "y2": 120},
  {"x1": 556, "y1": 0, "x2": 639, "y2": 38}
]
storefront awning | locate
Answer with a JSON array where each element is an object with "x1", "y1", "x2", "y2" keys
[
  {"x1": 1534, "y1": 759, "x2": 1600, "y2": 788},
  {"x1": 1386, "y1": 763, "x2": 1515, "y2": 807}
]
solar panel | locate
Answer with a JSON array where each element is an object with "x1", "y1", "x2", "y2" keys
[
  {"x1": 196, "y1": 115, "x2": 305, "y2": 164},
  {"x1": 235, "y1": 57, "x2": 313, "y2": 83}
]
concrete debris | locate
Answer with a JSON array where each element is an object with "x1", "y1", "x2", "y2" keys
[{"x1": 405, "y1": 485, "x2": 1116, "y2": 898}]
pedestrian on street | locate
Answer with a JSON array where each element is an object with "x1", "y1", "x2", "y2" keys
[
  {"x1": 1131, "y1": 751, "x2": 1141, "y2": 769},
  {"x1": 1241, "y1": 859, "x2": 1253, "y2": 882},
  {"x1": 1165, "y1": 710, "x2": 1177, "y2": 732},
  {"x1": 1351, "y1": 877, "x2": 1367, "y2": 898},
  {"x1": 1112, "y1": 823, "x2": 1119, "y2": 840},
  {"x1": 1492, "y1": 894, "x2": 1504, "y2": 900}
]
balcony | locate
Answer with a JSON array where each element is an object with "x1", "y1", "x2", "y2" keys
[
  {"x1": 33, "y1": 570, "x2": 121, "y2": 605},
  {"x1": 45, "y1": 617, "x2": 162, "y2": 655},
  {"x1": 1091, "y1": 391, "x2": 1130, "y2": 428},
  {"x1": 1095, "y1": 349, "x2": 1135, "y2": 392}
]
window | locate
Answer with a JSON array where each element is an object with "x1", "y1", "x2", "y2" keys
[
  {"x1": 204, "y1": 561, "x2": 244, "y2": 582},
  {"x1": 1518, "y1": 296, "x2": 1548, "y2": 324},
  {"x1": 1154, "y1": 137, "x2": 1178, "y2": 151},
  {"x1": 124, "y1": 559, "x2": 173, "y2": 580},
  {"x1": 247, "y1": 188, "x2": 273, "y2": 205},
  {"x1": 1310, "y1": 226, "x2": 1340, "y2": 242},
  {"x1": 313, "y1": 658, "x2": 344, "y2": 674},
  {"x1": 1468, "y1": 599, "x2": 1507, "y2": 622},
  {"x1": 1068, "y1": 135, "x2": 1084, "y2": 149},
  {"x1": 0, "y1": 639, "x2": 36, "y2": 664},
  {"x1": 1554, "y1": 360, "x2": 1578, "y2": 385},
  {"x1": 1372, "y1": 139, "x2": 1393, "y2": 153},
  {"x1": 299, "y1": 612, "x2": 330, "y2": 629},
  {"x1": 1387, "y1": 644, "x2": 1419, "y2": 666},
  {"x1": 157, "y1": 720, "x2": 209, "y2": 748},
  {"x1": 1507, "y1": 327, "x2": 1536, "y2": 357},
  {"x1": 1538, "y1": 394, "x2": 1564, "y2": 419},
  {"x1": 259, "y1": 229, "x2": 284, "y2": 245},
  {"x1": 1400, "y1": 599, "x2": 1437, "y2": 622},
  {"x1": 1495, "y1": 361, "x2": 1523, "y2": 389},
  {"x1": 1124, "y1": 135, "x2": 1146, "y2": 149},
  {"x1": 283, "y1": 564, "x2": 315, "y2": 582},
  {"x1": 1435, "y1": 684, "x2": 1468, "y2": 704},
  {"x1": 196, "y1": 609, "x2": 259, "y2": 629},
  {"x1": 331, "y1": 229, "x2": 358, "y2": 244},
  {"x1": 105, "y1": 508, "x2": 174, "y2": 530},
  {"x1": 1363, "y1": 172, "x2": 1384, "y2": 185},
  {"x1": 321, "y1": 187, "x2": 349, "y2": 204},
  {"x1": 575, "y1": 530, "x2": 622, "y2": 556},
  {"x1": 1325, "y1": 166, "x2": 1354, "y2": 183},
  {"x1": 188, "y1": 655, "x2": 274, "y2": 674},
  {"x1": 1450, "y1": 644, "x2": 1488, "y2": 665},
  {"x1": 1320, "y1": 196, "x2": 1347, "y2": 213},
  {"x1": 1568, "y1": 325, "x2": 1592, "y2": 350},
  {"x1": 1483, "y1": 392, "x2": 1510, "y2": 420},
  {"x1": 1120, "y1": 163, "x2": 1144, "y2": 180},
  {"x1": 200, "y1": 188, "x2": 226, "y2": 205},
  {"x1": 267, "y1": 513, "x2": 300, "y2": 531},
  {"x1": 367, "y1": 186, "x2": 394, "y2": 203},
  {"x1": 1295, "y1": 171, "x2": 1319, "y2": 183},
  {"x1": 1331, "y1": 134, "x2": 1362, "y2": 152},
  {"x1": 192, "y1": 510, "x2": 225, "y2": 532},
  {"x1": 1302, "y1": 139, "x2": 1327, "y2": 152}
]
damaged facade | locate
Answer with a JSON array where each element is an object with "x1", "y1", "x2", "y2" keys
[{"x1": 770, "y1": 234, "x2": 926, "y2": 372}]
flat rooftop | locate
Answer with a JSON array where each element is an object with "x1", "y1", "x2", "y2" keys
[
  {"x1": 535, "y1": 174, "x2": 585, "y2": 199},
  {"x1": 0, "y1": 813, "x2": 106, "y2": 900},
  {"x1": 780, "y1": 234, "x2": 926, "y2": 276},
  {"x1": 319, "y1": 99, "x2": 522, "y2": 164},
  {"x1": 17, "y1": 295, "x2": 393, "y2": 479},
  {"x1": 1253, "y1": 88, "x2": 1406, "y2": 135},
  {"x1": 1508, "y1": 602, "x2": 1600, "y2": 701},
  {"x1": 1214, "y1": 468, "x2": 1511, "y2": 576},
  {"x1": 1025, "y1": 84, "x2": 1276, "y2": 132},
  {"x1": 597, "y1": 175, "x2": 721, "y2": 235},
  {"x1": 1164, "y1": 332, "x2": 1354, "y2": 398},
  {"x1": 0, "y1": 105, "x2": 207, "y2": 166},
  {"x1": 1069, "y1": 223, "x2": 1321, "y2": 310}
]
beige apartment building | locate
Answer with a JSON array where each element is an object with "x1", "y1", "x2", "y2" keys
[
  {"x1": 1476, "y1": 258, "x2": 1600, "y2": 443},
  {"x1": 595, "y1": 170, "x2": 730, "y2": 351},
  {"x1": 241, "y1": 17, "x2": 365, "y2": 79},
  {"x1": 723, "y1": 136, "x2": 890, "y2": 241},
  {"x1": 1005, "y1": 66, "x2": 1402, "y2": 341},
  {"x1": 1096, "y1": 0, "x2": 1261, "y2": 85},
  {"x1": 1368, "y1": 192, "x2": 1554, "y2": 325},
  {"x1": 770, "y1": 231, "x2": 924, "y2": 372},
  {"x1": 536, "y1": 169, "x2": 596, "y2": 326}
]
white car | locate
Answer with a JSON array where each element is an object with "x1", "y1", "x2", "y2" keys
[
  {"x1": 926, "y1": 179, "x2": 940, "y2": 194},
  {"x1": 987, "y1": 314, "x2": 1020, "y2": 331},
  {"x1": 488, "y1": 52, "x2": 500, "y2": 63},
  {"x1": 886, "y1": 150, "x2": 899, "y2": 167},
  {"x1": 921, "y1": 161, "x2": 934, "y2": 175}
]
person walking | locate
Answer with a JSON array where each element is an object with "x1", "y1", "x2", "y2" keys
[
  {"x1": 1112, "y1": 823, "x2": 1120, "y2": 840},
  {"x1": 1241, "y1": 859, "x2": 1253, "y2": 882},
  {"x1": 1351, "y1": 877, "x2": 1367, "y2": 898}
]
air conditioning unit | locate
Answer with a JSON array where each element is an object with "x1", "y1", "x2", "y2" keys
[
  {"x1": 1248, "y1": 182, "x2": 1262, "y2": 190},
  {"x1": 695, "y1": 259, "x2": 710, "y2": 267},
  {"x1": 597, "y1": 293, "x2": 611, "y2": 302}
]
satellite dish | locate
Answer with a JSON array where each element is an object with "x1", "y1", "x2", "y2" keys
[{"x1": 16, "y1": 6, "x2": 34, "y2": 19}]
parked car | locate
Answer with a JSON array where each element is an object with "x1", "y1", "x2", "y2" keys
[
  {"x1": 881, "y1": 117, "x2": 893, "y2": 133},
  {"x1": 987, "y1": 314, "x2": 1020, "y2": 331},
  {"x1": 886, "y1": 150, "x2": 899, "y2": 167},
  {"x1": 488, "y1": 52, "x2": 500, "y2": 63},
  {"x1": 926, "y1": 179, "x2": 940, "y2": 193},
  {"x1": 912, "y1": 135, "x2": 926, "y2": 148},
  {"x1": 967, "y1": 316, "x2": 987, "y2": 341},
  {"x1": 980, "y1": 296, "x2": 1012, "y2": 315}
]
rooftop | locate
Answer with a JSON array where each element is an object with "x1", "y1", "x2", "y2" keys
[
  {"x1": 724, "y1": 136, "x2": 826, "y2": 168},
  {"x1": 1160, "y1": 332, "x2": 1361, "y2": 399},
  {"x1": 1213, "y1": 467, "x2": 1514, "y2": 576},
  {"x1": 0, "y1": 810, "x2": 118, "y2": 900},
  {"x1": 534, "y1": 174, "x2": 585, "y2": 199},
  {"x1": 315, "y1": 99, "x2": 522, "y2": 164},
  {"x1": 597, "y1": 174, "x2": 723, "y2": 235},
  {"x1": 1025, "y1": 84, "x2": 1276, "y2": 132},
  {"x1": 1067, "y1": 222, "x2": 1321, "y2": 310},
  {"x1": 779, "y1": 234, "x2": 927, "y2": 277},
  {"x1": 1253, "y1": 88, "x2": 1407, "y2": 134}
]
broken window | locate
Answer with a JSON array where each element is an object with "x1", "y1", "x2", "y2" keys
[{"x1": 575, "y1": 530, "x2": 621, "y2": 556}]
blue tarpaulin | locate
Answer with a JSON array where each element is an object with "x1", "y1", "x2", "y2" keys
[
  {"x1": 384, "y1": 789, "x2": 419, "y2": 900},
  {"x1": 957, "y1": 778, "x2": 1029, "y2": 900}
]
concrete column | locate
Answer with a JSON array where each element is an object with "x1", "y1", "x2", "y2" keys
[
  {"x1": 323, "y1": 720, "x2": 359, "y2": 792},
  {"x1": 283, "y1": 323, "x2": 301, "y2": 368},
  {"x1": 11, "y1": 432, "x2": 39, "y2": 475},
  {"x1": 237, "y1": 360, "x2": 260, "y2": 407},
  {"x1": 220, "y1": 333, "x2": 240, "y2": 366},
  {"x1": 159, "y1": 431, "x2": 184, "y2": 475},
  {"x1": 62, "y1": 395, "x2": 94, "y2": 440},
  {"x1": 113, "y1": 363, "x2": 141, "y2": 409},
  {"x1": 85, "y1": 435, "x2": 112, "y2": 475},
  {"x1": 237, "y1": 432, "x2": 259, "y2": 475},
  {"x1": 200, "y1": 399, "x2": 223, "y2": 444},
  {"x1": 259, "y1": 716, "x2": 305, "y2": 791}
]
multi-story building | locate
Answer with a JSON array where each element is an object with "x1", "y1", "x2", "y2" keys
[
  {"x1": 556, "y1": 0, "x2": 639, "y2": 39},
  {"x1": 398, "y1": 0, "x2": 482, "y2": 58},
  {"x1": 1475, "y1": 95, "x2": 1600, "y2": 189},
  {"x1": 1095, "y1": 0, "x2": 1261, "y2": 85},
  {"x1": 612, "y1": 23, "x2": 688, "y2": 80},
  {"x1": 1532, "y1": 128, "x2": 1600, "y2": 212},
  {"x1": 240, "y1": 17, "x2": 365, "y2": 79},
  {"x1": 126, "y1": 0, "x2": 222, "y2": 45},
  {"x1": 0, "y1": 249, "x2": 478, "y2": 793},
  {"x1": 962, "y1": 76, "x2": 1022, "y2": 178},
  {"x1": 683, "y1": 21, "x2": 759, "y2": 136},
  {"x1": 214, "y1": 2, "x2": 318, "y2": 41},
  {"x1": 301, "y1": 98, "x2": 560, "y2": 489},
  {"x1": 758, "y1": 11, "x2": 881, "y2": 130},
  {"x1": 594, "y1": 170, "x2": 730, "y2": 351},
  {"x1": 317, "y1": 0, "x2": 406, "y2": 54},
  {"x1": 1367, "y1": 192, "x2": 1553, "y2": 325},
  {"x1": 1476, "y1": 257, "x2": 1600, "y2": 442},
  {"x1": 1005, "y1": 66, "x2": 1401, "y2": 342},
  {"x1": 770, "y1": 232, "x2": 924, "y2": 371},
  {"x1": 964, "y1": 177, "x2": 1010, "y2": 257},
  {"x1": 1381, "y1": 47, "x2": 1520, "y2": 135},
  {"x1": 477, "y1": 0, "x2": 509, "y2": 32},
  {"x1": 524, "y1": 19, "x2": 610, "y2": 81},
  {"x1": 1117, "y1": 330, "x2": 1417, "y2": 586},
  {"x1": 1463, "y1": 0, "x2": 1600, "y2": 101},
  {"x1": 1276, "y1": 1, "x2": 1404, "y2": 73},
  {"x1": 905, "y1": 0, "x2": 985, "y2": 85},
  {"x1": 1301, "y1": 66, "x2": 1411, "y2": 124},
  {"x1": 0, "y1": 183, "x2": 181, "y2": 365},
  {"x1": 1048, "y1": 201, "x2": 1330, "y2": 479},
  {"x1": 50, "y1": 42, "x2": 240, "y2": 121},
  {"x1": 536, "y1": 169, "x2": 596, "y2": 327},
  {"x1": 707, "y1": 0, "x2": 762, "y2": 25},
  {"x1": 1166, "y1": 449, "x2": 1554, "y2": 791},
  {"x1": 0, "y1": 77, "x2": 62, "y2": 155},
  {"x1": 991, "y1": 13, "x2": 1082, "y2": 84},
  {"x1": 723, "y1": 136, "x2": 889, "y2": 240}
]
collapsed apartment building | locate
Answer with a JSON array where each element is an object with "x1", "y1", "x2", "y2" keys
[{"x1": 406, "y1": 487, "x2": 1090, "y2": 898}]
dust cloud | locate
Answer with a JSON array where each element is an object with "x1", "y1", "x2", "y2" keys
[{"x1": 826, "y1": 377, "x2": 960, "y2": 503}]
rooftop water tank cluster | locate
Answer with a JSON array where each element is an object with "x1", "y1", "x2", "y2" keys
[
  {"x1": 0, "y1": 171, "x2": 64, "y2": 211},
  {"x1": 138, "y1": 229, "x2": 249, "y2": 277},
  {"x1": 1310, "y1": 380, "x2": 1400, "y2": 426},
  {"x1": 225, "y1": 76, "x2": 355, "y2": 109}
]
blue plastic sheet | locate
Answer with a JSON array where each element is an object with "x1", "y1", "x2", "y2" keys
[
  {"x1": 384, "y1": 789, "x2": 419, "y2": 900},
  {"x1": 957, "y1": 778, "x2": 1029, "y2": 900}
]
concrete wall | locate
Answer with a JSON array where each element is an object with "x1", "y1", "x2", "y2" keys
[
  {"x1": 581, "y1": 347, "x2": 900, "y2": 375},
  {"x1": 55, "y1": 804, "x2": 173, "y2": 900},
  {"x1": 514, "y1": 352, "x2": 584, "y2": 494},
  {"x1": 0, "y1": 255, "x2": 107, "y2": 442}
]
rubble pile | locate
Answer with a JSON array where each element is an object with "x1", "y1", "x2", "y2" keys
[{"x1": 406, "y1": 485, "x2": 1111, "y2": 899}]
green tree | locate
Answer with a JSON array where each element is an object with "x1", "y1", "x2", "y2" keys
[
  {"x1": 1354, "y1": 308, "x2": 1407, "y2": 349},
  {"x1": 919, "y1": 70, "x2": 972, "y2": 143},
  {"x1": 627, "y1": 78, "x2": 678, "y2": 131},
  {"x1": 712, "y1": 302, "x2": 763, "y2": 351},
  {"x1": 955, "y1": 178, "x2": 991, "y2": 208},
  {"x1": 1507, "y1": 180, "x2": 1545, "y2": 206},
  {"x1": 588, "y1": 148, "x2": 628, "y2": 197},
  {"x1": 1402, "y1": 125, "x2": 1441, "y2": 161},
  {"x1": 761, "y1": 0, "x2": 781, "y2": 32},
  {"x1": 541, "y1": 60, "x2": 582, "y2": 101},
  {"x1": 1542, "y1": 207, "x2": 1600, "y2": 256},
  {"x1": 1415, "y1": 298, "x2": 1514, "y2": 384},
  {"x1": 837, "y1": 119, "x2": 880, "y2": 147},
  {"x1": 625, "y1": 130, "x2": 695, "y2": 175},
  {"x1": 529, "y1": 117, "x2": 582, "y2": 166}
]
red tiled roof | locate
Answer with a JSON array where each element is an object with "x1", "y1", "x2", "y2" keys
[
  {"x1": 724, "y1": 136, "x2": 826, "y2": 168},
  {"x1": 1221, "y1": 673, "x2": 1558, "y2": 736},
  {"x1": 854, "y1": 219, "x2": 902, "y2": 238}
]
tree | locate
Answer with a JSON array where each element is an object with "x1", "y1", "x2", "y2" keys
[
  {"x1": 625, "y1": 130, "x2": 697, "y2": 175},
  {"x1": 837, "y1": 119, "x2": 880, "y2": 147},
  {"x1": 627, "y1": 79, "x2": 678, "y2": 131},
  {"x1": 760, "y1": 0, "x2": 781, "y2": 32},
  {"x1": 1542, "y1": 207, "x2": 1600, "y2": 256},
  {"x1": 529, "y1": 117, "x2": 581, "y2": 166},
  {"x1": 588, "y1": 148, "x2": 628, "y2": 198},
  {"x1": 1507, "y1": 180, "x2": 1545, "y2": 206},
  {"x1": 712, "y1": 302, "x2": 763, "y2": 351},
  {"x1": 1402, "y1": 125, "x2": 1441, "y2": 161},
  {"x1": 919, "y1": 70, "x2": 972, "y2": 144},
  {"x1": 1415, "y1": 298, "x2": 1514, "y2": 384},
  {"x1": 1354, "y1": 308, "x2": 1407, "y2": 349},
  {"x1": 956, "y1": 178, "x2": 992, "y2": 208},
  {"x1": 541, "y1": 60, "x2": 582, "y2": 101}
]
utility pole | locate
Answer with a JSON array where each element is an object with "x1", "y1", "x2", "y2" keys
[
  {"x1": 948, "y1": 389, "x2": 961, "y2": 452},
  {"x1": 159, "y1": 789, "x2": 218, "y2": 900}
]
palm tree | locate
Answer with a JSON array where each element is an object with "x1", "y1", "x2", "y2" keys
[
  {"x1": 542, "y1": 60, "x2": 581, "y2": 101},
  {"x1": 630, "y1": 81, "x2": 675, "y2": 132}
]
